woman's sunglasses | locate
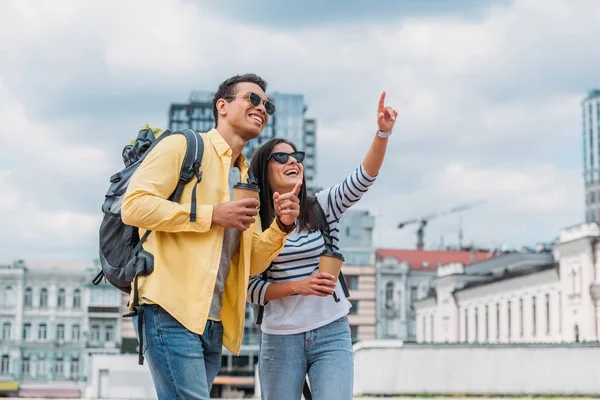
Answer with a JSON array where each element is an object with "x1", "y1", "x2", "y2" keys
[{"x1": 268, "y1": 151, "x2": 305, "y2": 164}]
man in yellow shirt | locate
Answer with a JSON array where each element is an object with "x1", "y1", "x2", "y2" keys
[{"x1": 121, "y1": 74, "x2": 299, "y2": 399}]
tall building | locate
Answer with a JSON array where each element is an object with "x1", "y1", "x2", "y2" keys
[
  {"x1": 414, "y1": 223, "x2": 600, "y2": 344},
  {"x1": 337, "y1": 210, "x2": 377, "y2": 343},
  {"x1": 0, "y1": 260, "x2": 121, "y2": 398},
  {"x1": 583, "y1": 89, "x2": 600, "y2": 222},
  {"x1": 375, "y1": 249, "x2": 494, "y2": 341},
  {"x1": 168, "y1": 91, "x2": 319, "y2": 193}
]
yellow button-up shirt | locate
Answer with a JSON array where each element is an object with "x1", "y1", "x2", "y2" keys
[{"x1": 122, "y1": 129, "x2": 288, "y2": 354}]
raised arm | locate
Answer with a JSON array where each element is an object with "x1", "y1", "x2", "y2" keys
[{"x1": 362, "y1": 90, "x2": 398, "y2": 177}]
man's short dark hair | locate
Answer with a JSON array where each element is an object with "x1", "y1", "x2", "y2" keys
[{"x1": 212, "y1": 74, "x2": 268, "y2": 127}]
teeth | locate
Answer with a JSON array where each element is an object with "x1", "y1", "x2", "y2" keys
[{"x1": 250, "y1": 115, "x2": 262, "y2": 124}]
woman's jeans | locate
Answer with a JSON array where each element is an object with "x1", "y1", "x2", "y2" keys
[
  {"x1": 259, "y1": 315, "x2": 353, "y2": 400},
  {"x1": 133, "y1": 304, "x2": 223, "y2": 400}
]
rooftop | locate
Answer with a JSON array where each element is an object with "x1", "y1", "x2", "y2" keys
[{"x1": 375, "y1": 249, "x2": 494, "y2": 271}]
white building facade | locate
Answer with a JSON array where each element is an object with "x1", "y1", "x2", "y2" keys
[
  {"x1": 375, "y1": 249, "x2": 493, "y2": 341},
  {"x1": 415, "y1": 223, "x2": 600, "y2": 344},
  {"x1": 0, "y1": 260, "x2": 121, "y2": 397}
]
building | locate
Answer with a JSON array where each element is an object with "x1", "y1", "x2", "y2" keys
[
  {"x1": 414, "y1": 222, "x2": 600, "y2": 344},
  {"x1": 375, "y1": 249, "x2": 495, "y2": 341},
  {"x1": 168, "y1": 91, "x2": 319, "y2": 193},
  {"x1": 0, "y1": 260, "x2": 121, "y2": 398},
  {"x1": 584, "y1": 89, "x2": 600, "y2": 223},
  {"x1": 338, "y1": 210, "x2": 377, "y2": 342}
]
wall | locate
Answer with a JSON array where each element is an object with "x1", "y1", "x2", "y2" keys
[{"x1": 353, "y1": 341, "x2": 600, "y2": 396}]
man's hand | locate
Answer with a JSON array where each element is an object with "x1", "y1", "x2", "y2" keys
[
  {"x1": 293, "y1": 273, "x2": 336, "y2": 296},
  {"x1": 274, "y1": 180, "x2": 302, "y2": 226},
  {"x1": 212, "y1": 198, "x2": 259, "y2": 230},
  {"x1": 377, "y1": 90, "x2": 398, "y2": 133}
]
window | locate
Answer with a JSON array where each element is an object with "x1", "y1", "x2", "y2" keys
[
  {"x1": 105, "y1": 325, "x2": 114, "y2": 342},
  {"x1": 2, "y1": 322, "x2": 10, "y2": 340},
  {"x1": 56, "y1": 324, "x2": 65, "y2": 341},
  {"x1": 385, "y1": 282, "x2": 394, "y2": 308},
  {"x1": 91, "y1": 325, "x2": 100, "y2": 342},
  {"x1": 507, "y1": 301, "x2": 512, "y2": 340},
  {"x1": 70, "y1": 357, "x2": 79, "y2": 378},
  {"x1": 73, "y1": 289, "x2": 81, "y2": 308},
  {"x1": 40, "y1": 288, "x2": 48, "y2": 308},
  {"x1": 485, "y1": 305, "x2": 489, "y2": 342},
  {"x1": 57, "y1": 288, "x2": 66, "y2": 308},
  {"x1": 24, "y1": 287, "x2": 32, "y2": 307},
  {"x1": 1, "y1": 355, "x2": 9, "y2": 374},
  {"x1": 37, "y1": 359, "x2": 46, "y2": 376},
  {"x1": 347, "y1": 275, "x2": 359, "y2": 290},
  {"x1": 21, "y1": 356, "x2": 30, "y2": 375},
  {"x1": 22, "y1": 323, "x2": 31, "y2": 340},
  {"x1": 410, "y1": 286, "x2": 418, "y2": 302},
  {"x1": 3, "y1": 286, "x2": 13, "y2": 306},
  {"x1": 72, "y1": 325, "x2": 80, "y2": 342},
  {"x1": 474, "y1": 308, "x2": 479, "y2": 342},
  {"x1": 464, "y1": 309, "x2": 469, "y2": 342},
  {"x1": 519, "y1": 298, "x2": 524, "y2": 337},
  {"x1": 532, "y1": 296, "x2": 537, "y2": 337},
  {"x1": 546, "y1": 294, "x2": 551, "y2": 335},
  {"x1": 38, "y1": 323, "x2": 47, "y2": 340},
  {"x1": 55, "y1": 357, "x2": 64, "y2": 375},
  {"x1": 430, "y1": 315, "x2": 434, "y2": 342},
  {"x1": 496, "y1": 303, "x2": 500, "y2": 340},
  {"x1": 350, "y1": 326, "x2": 358, "y2": 343},
  {"x1": 349, "y1": 300, "x2": 358, "y2": 315}
]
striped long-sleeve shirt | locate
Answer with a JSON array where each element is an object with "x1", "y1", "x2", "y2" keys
[{"x1": 247, "y1": 164, "x2": 376, "y2": 335}]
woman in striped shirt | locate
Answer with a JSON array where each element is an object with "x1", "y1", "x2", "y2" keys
[{"x1": 248, "y1": 91, "x2": 398, "y2": 400}]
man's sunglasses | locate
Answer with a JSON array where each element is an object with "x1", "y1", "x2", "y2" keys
[
  {"x1": 268, "y1": 151, "x2": 305, "y2": 164},
  {"x1": 227, "y1": 92, "x2": 276, "y2": 115}
]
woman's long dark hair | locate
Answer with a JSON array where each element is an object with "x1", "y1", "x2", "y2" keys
[{"x1": 249, "y1": 138, "x2": 319, "y2": 232}]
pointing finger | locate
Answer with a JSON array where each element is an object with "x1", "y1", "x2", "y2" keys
[
  {"x1": 378, "y1": 90, "x2": 386, "y2": 113},
  {"x1": 291, "y1": 180, "x2": 302, "y2": 196}
]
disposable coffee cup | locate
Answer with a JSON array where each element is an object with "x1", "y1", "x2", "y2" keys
[
  {"x1": 318, "y1": 250, "x2": 345, "y2": 282},
  {"x1": 233, "y1": 182, "x2": 260, "y2": 201}
]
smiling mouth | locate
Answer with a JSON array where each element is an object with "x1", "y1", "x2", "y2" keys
[
  {"x1": 249, "y1": 115, "x2": 263, "y2": 125},
  {"x1": 285, "y1": 170, "x2": 299, "y2": 176}
]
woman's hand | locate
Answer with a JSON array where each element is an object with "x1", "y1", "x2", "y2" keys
[
  {"x1": 377, "y1": 90, "x2": 398, "y2": 133},
  {"x1": 293, "y1": 273, "x2": 337, "y2": 296},
  {"x1": 273, "y1": 180, "x2": 302, "y2": 226}
]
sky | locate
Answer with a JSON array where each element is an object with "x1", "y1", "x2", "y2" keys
[{"x1": 0, "y1": 0, "x2": 596, "y2": 262}]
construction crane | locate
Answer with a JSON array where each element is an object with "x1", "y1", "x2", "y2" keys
[{"x1": 397, "y1": 200, "x2": 486, "y2": 250}]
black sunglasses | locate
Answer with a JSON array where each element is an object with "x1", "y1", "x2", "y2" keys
[
  {"x1": 227, "y1": 92, "x2": 276, "y2": 115},
  {"x1": 268, "y1": 151, "x2": 305, "y2": 164}
]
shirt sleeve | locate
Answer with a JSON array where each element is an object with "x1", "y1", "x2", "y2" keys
[
  {"x1": 247, "y1": 274, "x2": 271, "y2": 306},
  {"x1": 121, "y1": 134, "x2": 213, "y2": 233},
  {"x1": 316, "y1": 163, "x2": 377, "y2": 221}
]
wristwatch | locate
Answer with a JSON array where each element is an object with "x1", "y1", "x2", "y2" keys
[
  {"x1": 377, "y1": 129, "x2": 392, "y2": 138},
  {"x1": 276, "y1": 216, "x2": 296, "y2": 233}
]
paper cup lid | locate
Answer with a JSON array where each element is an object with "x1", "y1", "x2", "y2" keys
[
  {"x1": 320, "y1": 250, "x2": 345, "y2": 261},
  {"x1": 233, "y1": 183, "x2": 260, "y2": 192}
]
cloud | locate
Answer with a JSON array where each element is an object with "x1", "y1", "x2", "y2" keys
[{"x1": 0, "y1": 0, "x2": 593, "y2": 260}]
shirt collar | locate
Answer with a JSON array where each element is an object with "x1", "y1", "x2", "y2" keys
[{"x1": 207, "y1": 129, "x2": 249, "y2": 170}]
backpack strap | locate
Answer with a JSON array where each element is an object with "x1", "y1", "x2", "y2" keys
[
  {"x1": 311, "y1": 197, "x2": 350, "y2": 300},
  {"x1": 125, "y1": 129, "x2": 204, "y2": 366},
  {"x1": 254, "y1": 267, "x2": 270, "y2": 325}
]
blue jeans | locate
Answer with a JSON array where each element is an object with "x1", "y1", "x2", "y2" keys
[
  {"x1": 132, "y1": 304, "x2": 223, "y2": 400},
  {"x1": 259, "y1": 316, "x2": 353, "y2": 400}
]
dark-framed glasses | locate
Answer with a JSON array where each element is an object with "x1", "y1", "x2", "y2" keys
[
  {"x1": 227, "y1": 91, "x2": 276, "y2": 115},
  {"x1": 268, "y1": 151, "x2": 305, "y2": 164}
]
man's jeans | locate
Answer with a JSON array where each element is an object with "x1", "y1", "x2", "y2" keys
[
  {"x1": 258, "y1": 315, "x2": 354, "y2": 400},
  {"x1": 132, "y1": 304, "x2": 223, "y2": 400}
]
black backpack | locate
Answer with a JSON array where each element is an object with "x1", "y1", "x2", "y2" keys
[
  {"x1": 94, "y1": 125, "x2": 204, "y2": 292},
  {"x1": 254, "y1": 197, "x2": 351, "y2": 400},
  {"x1": 93, "y1": 126, "x2": 204, "y2": 364}
]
